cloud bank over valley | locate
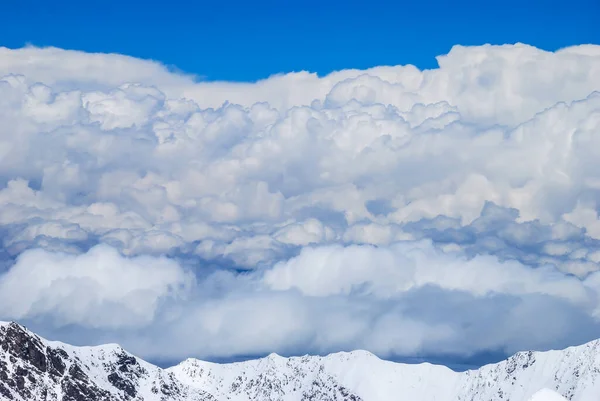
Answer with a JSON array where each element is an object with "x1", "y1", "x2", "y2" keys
[{"x1": 1, "y1": 43, "x2": 600, "y2": 364}]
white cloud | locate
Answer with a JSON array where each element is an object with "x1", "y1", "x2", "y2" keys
[
  {"x1": 0, "y1": 43, "x2": 600, "y2": 362},
  {"x1": 0, "y1": 245, "x2": 194, "y2": 328},
  {"x1": 3, "y1": 240, "x2": 598, "y2": 363},
  {"x1": 264, "y1": 241, "x2": 592, "y2": 303},
  {"x1": 274, "y1": 218, "x2": 336, "y2": 246}
]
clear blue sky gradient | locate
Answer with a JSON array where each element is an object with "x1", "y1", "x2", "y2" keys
[{"x1": 1, "y1": 0, "x2": 599, "y2": 81}]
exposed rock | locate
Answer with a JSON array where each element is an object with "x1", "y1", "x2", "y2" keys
[{"x1": 0, "y1": 322, "x2": 212, "y2": 400}]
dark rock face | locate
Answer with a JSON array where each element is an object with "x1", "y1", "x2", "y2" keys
[
  {"x1": 0, "y1": 322, "x2": 215, "y2": 401},
  {"x1": 107, "y1": 372, "x2": 137, "y2": 398},
  {"x1": 0, "y1": 322, "x2": 115, "y2": 400},
  {"x1": 1, "y1": 322, "x2": 48, "y2": 373},
  {"x1": 0, "y1": 322, "x2": 49, "y2": 400},
  {"x1": 61, "y1": 376, "x2": 113, "y2": 401},
  {"x1": 0, "y1": 323, "x2": 148, "y2": 400},
  {"x1": 48, "y1": 348, "x2": 68, "y2": 376}
]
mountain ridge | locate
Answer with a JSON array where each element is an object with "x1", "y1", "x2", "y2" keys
[{"x1": 0, "y1": 321, "x2": 597, "y2": 400}]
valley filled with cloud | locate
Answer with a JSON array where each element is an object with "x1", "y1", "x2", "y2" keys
[{"x1": 1, "y1": 43, "x2": 600, "y2": 365}]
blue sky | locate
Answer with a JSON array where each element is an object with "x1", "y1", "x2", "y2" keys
[{"x1": 2, "y1": 0, "x2": 599, "y2": 81}]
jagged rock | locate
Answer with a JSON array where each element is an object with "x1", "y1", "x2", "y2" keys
[{"x1": 0, "y1": 322, "x2": 213, "y2": 401}]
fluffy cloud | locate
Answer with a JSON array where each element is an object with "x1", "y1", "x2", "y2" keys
[
  {"x1": 1, "y1": 43, "x2": 600, "y2": 364},
  {"x1": 264, "y1": 241, "x2": 591, "y2": 302},
  {"x1": 9, "y1": 240, "x2": 597, "y2": 363},
  {"x1": 0, "y1": 245, "x2": 193, "y2": 328}
]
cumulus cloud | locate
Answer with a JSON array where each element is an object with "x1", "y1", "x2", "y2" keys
[
  {"x1": 11, "y1": 240, "x2": 597, "y2": 363},
  {"x1": 265, "y1": 241, "x2": 591, "y2": 302},
  {"x1": 0, "y1": 245, "x2": 193, "y2": 328},
  {"x1": 0, "y1": 43, "x2": 600, "y2": 363}
]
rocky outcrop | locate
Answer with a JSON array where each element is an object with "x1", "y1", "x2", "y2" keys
[{"x1": 0, "y1": 322, "x2": 213, "y2": 401}]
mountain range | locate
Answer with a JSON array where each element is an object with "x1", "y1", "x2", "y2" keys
[{"x1": 1, "y1": 321, "x2": 596, "y2": 401}]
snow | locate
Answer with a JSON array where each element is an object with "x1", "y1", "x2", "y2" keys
[
  {"x1": 528, "y1": 388, "x2": 568, "y2": 401},
  {"x1": 170, "y1": 341, "x2": 600, "y2": 401}
]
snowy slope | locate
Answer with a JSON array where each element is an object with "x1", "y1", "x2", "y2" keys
[
  {"x1": 1, "y1": 321, "x2": 599, "y2": 401},
  {"x1": 528, "y1": 389, "x2": 568, "y2": 401},
  {"x1": 170, "y1": 345, "x2": 600, "y2": 401}
]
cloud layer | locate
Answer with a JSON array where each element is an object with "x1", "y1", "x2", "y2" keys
[{"x1": 1, "y1": 43, "x2": 600, "y2": 364}]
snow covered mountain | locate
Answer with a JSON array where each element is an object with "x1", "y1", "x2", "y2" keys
[{"x1": 1, "y1": 321, "x2": 598, "y2": 401}]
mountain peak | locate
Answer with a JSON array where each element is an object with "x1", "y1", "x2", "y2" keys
[{"x1": 0, "y1": 322, "x2": 212, "y2": 401}]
